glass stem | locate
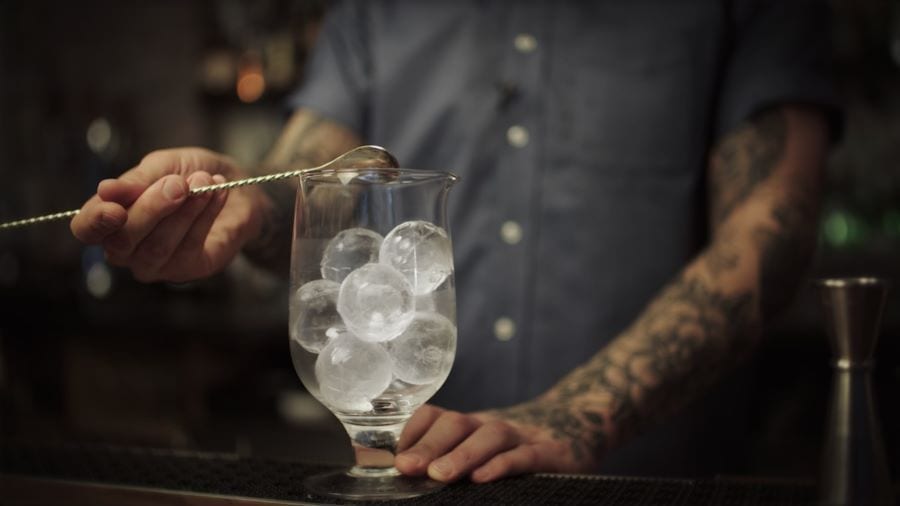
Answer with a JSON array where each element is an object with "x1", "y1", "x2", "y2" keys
[{"x1": 342, "y1": 420, "x2": 406, "y2": 477}]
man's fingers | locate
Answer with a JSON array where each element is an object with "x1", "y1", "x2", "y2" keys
[
  {"x1": 394, "y1": 411, "x2": 480, "y2": 476},
  {"x1": 97, "y1": 178, "x2": 149, "y2": 207},
  {"x1": 180, "y1": 175, "x2": 229, "y2": 253},
  {"x1": 128, "y1": 173, "x2": 215, "y2": 282},
  {"x1": 425, "y1": 421, "x2": 521, "y2": 483},
  {"x1": 97, "y1": 147, "x2": 238, "y2": 206},
  {"x1": 70, "y1": 197, "x2": 128, "y2": 244},
  {"x1": 159, "y1": 176, "x2": 230, "y2": 282},
  {"x1": 471, "y1": 443, "x2": 544, "y2": 483},
  {"x1": 395, "y1": 405, "x2": 446, "y2": 475},
  {"x1": 397, "y1": 405, "x2": 445, "y2": 453},
  {"x1": 102, "y1": 174, "x2": 189, "y2": 262}
]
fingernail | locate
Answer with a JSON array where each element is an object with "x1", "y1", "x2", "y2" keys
[
  {"x1": 97, "y1": 179, "x2": 117, "y2": 192},
  {"x1": 212, "y1": 174, "x2": 227, "y2": 184},
  {"x1": 186, "y1": 173, "x2": 203, "y2": 190},
  {"x1": 163, "y1": 177, "x2": 186, "y2": 201},
  {"x1": 95, "y1": 211, "x2": 117, "y2": 232},
  {"x1": 429, "y1": 459, "x2": 453, "y2": 480}
]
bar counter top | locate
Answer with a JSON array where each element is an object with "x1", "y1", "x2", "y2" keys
[{"x1": 0, "y1": 440, "x2": 817, "y2": 506}]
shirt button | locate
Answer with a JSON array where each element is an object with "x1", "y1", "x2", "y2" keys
[
  {"x1": 500, "y1": 220, "x2": 523, "y2": 245},
  {"x1": 507, "y1": 125, "x2": 529, "y2": 148},
  {"x1": 494, "y1": 317, "x2": 516, "y2": 341},
  {"x1": 514, "y1": 33, "x2": 538, "y2": 53}
]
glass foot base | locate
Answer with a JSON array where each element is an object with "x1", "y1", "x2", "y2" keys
[{"x1": 304, "y1": 467, "x2": 444, "y2": 501}]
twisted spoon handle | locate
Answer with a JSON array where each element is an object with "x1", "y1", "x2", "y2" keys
[
  {"x1": 0, "y1": 145, "x2": 399, "y2": 232},
  {"x1": 0, "y1": 210, "x2": 83, "y2": 230},
  {"x1": 187, "y1": 169, "x2": 304, "y2": 195},
  {"x1": 0, "y1": 169, "x2": 306, "y2": 231}
]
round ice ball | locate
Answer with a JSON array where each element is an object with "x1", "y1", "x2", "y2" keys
[
  {"x1": 379, "y1": 220, "x2": 452, "y2": 295},
  {"x1": 387, "y1": 312, "x2": 456, "y2": 385},
  {"x1": 320, "y1": 227, "x2": 384, "y2": 283},
  {"x1": 315, "y1": 332, "x2": 393, "y2": 413},
  {"x1": 290, "y1": 279, "x2": 343, "y2": 353},
  {"x1": 337, "y1": 263, "x2": 415, "y2": 342}
]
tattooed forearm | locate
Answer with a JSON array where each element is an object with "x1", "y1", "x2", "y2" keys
[
  {"x1": 709, "y1": 108, "x2": 787, "y2": 226},
  {"x1": 497, "y1": 106, "x2": 826, "y2": 467},
  {"x1": 598, "y1": 277, "x2": 756, "y2": 441},
  {"x1": 714, "y1": 106, "x2": 822, "y2": 322},
  {"x1": 704, "y1": 232, "x2": 740, "y2": 277},
  {"x1": 500, "y1": 276, "x2": 756, "y2": 462},
  {"x1": 754, "y1": 195, "x2": 820, "y2": 323},
  {"x1": 242, "y1": 109, "x2": 362, "y2": 273},
  {"x1": 264, "y1": 109, "x2": 362, "y2": 169}
]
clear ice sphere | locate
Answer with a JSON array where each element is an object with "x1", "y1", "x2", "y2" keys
[
  {"x1": 380, "y1": 220, "x2": 452, "y2": 295},
  {"x1": 387, "y1": 311, "x2": 456, "y2": 385},
  {"x1": 315, "y1": 332, "x2": 393, "y2": 412},
  {"x1": 337, "y1": 263, "x2": 415, "y2": 342},
  {"x1": 290, "y1": 279, "x2": 342, "y2": 353},
  {"x1": 320, "y1": 227, "x2": 384, "y2": 283}
]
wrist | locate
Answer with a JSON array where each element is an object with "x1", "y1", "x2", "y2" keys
[
  {"x1": 498, "y1": 396, "x2": 613, "y2": 466},
  {"x1": 241, "y1": 181, "x2": 296, "y2": 275}
]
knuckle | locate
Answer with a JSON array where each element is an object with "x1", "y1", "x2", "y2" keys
[
  {"x1": 421, "y1": 404, "x2": 442, "y2": 417},
  {"x1": 412, "y1": 405, "x2": 443, "y2": 423},
  {"x1": 450, "y1": 447, "x2": 475, "y2": 467},
  {"x1": 520, "y1": 444, "x2": 539, "y2": 463},
  {"x1": 139, "y1": 150, "x2": 170, "y2": 168},
  {"x1": 138, "y1": 237, "x2": 172, "y2": 262},
  {"x1": 411, "y1": 441, "x2": 437, "y2": 457},
  {"x1": 103, "y1": 234, "x2": 131, "y2": 255},
  {"x1": 482, "y1": 421, "x2": 514, "y2": 442},
  {"x1": 491, "y1": 454, "x2": 513, "y2": 474},
  {"x1": 442, "y1": 411, "x2": 477, "y2": 432},
  {"x1": 184, "y1": 147, "x2": 218, "y2": 168}
]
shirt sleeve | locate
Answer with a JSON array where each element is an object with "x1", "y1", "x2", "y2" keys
[
  {"x1": 715, "y1": 0, "x2": 842, "y2": 140},
  {"x1": 287, "y1": 0, "x2": 370, "y2": 134}
]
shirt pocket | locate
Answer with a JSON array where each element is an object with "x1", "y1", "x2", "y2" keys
[{"x1": 568, "y1": 26, "x2": 700, "y2": 175}]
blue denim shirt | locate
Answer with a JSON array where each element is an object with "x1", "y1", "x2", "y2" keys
[{"x1": 290, "y1": 0, "x2": 836, "y2": 475}]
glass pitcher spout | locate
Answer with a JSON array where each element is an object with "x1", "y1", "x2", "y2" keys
[
  {"x1": 295, "y1": 168, "x2": 459, "y2": 245},
  {"x1": 299, "y1": 166, "x2": 458, "y2": 188}
]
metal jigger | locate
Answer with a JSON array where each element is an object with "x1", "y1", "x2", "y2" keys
[{"x1": 816, "y1": 277, "x2": 895, "y2": 506}]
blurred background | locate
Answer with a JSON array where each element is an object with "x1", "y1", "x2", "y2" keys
[{"x1": 0, "y1": 0, "x2": 898, "y2": 481}]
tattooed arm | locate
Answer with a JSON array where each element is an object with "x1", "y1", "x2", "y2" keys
[
  {"x1": 395, "y1": 104, "x2": 829, "y2": 482},
  {"x1": 242, "y1": 109, "x2": 363, "y2": 274}
]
